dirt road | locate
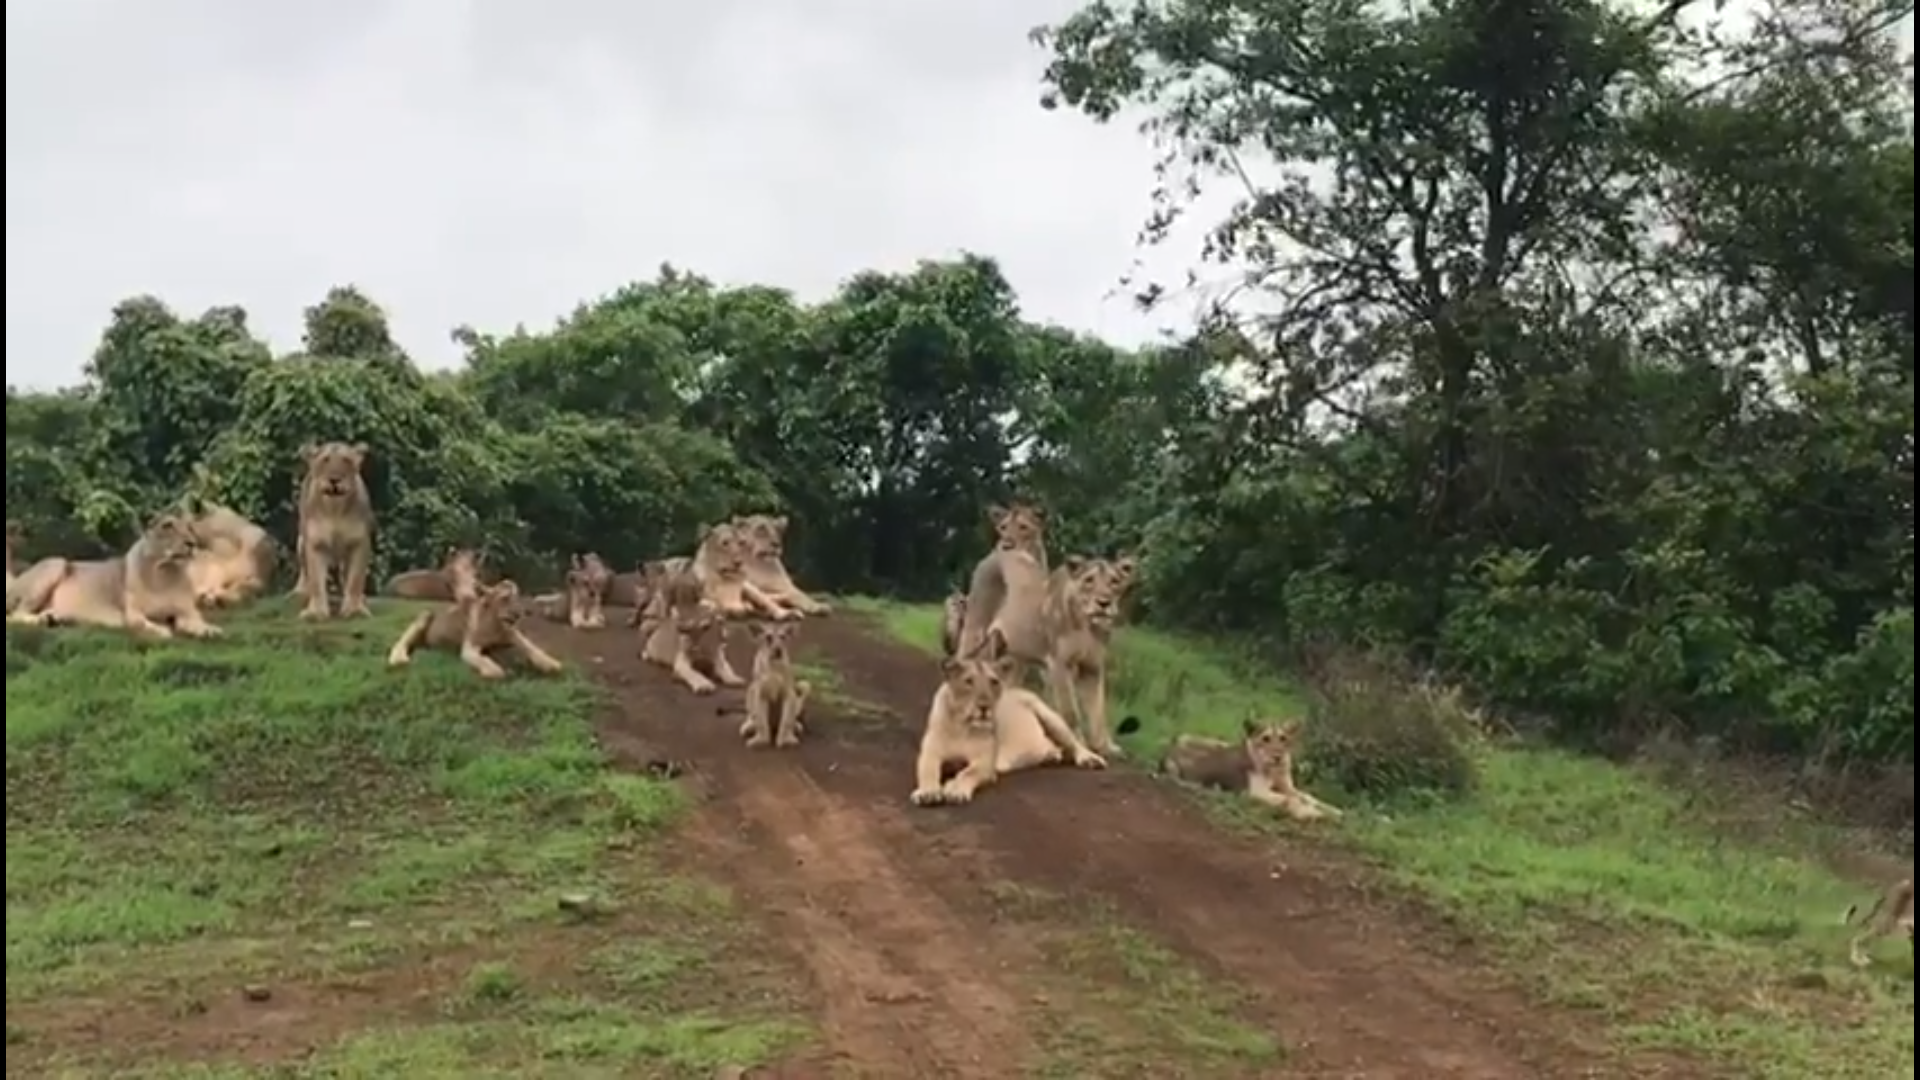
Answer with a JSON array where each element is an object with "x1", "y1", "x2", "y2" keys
[{"x1": 560, "y1": 612, "x2": 1641, "y2": 1080}]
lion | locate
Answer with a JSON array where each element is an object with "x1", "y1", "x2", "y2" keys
[
  {"x1": 293, "y1": 441, "x2": 376, "y2": 620},
  {"x1": 180, "y1": 499, "x2": 277, "y2": 608},
  {"x1": 732, "y1": 513, "x2": 831, "y2": 615},
  {"x1": 526, "y1": 559, "x2": 602, "y2": 626},
  {"x1": 1041, "y1": 555, "x2": 1138, "y2": 757},
  {"x1": 7, "y1": 513, "x2": 224, "y2": 640},
  {"x1": 1160, "y1": 717, "x2": 1343, "y2": 822},
  {"x1": 382, "y1": 547, "x2": 484, "y2": 602},
  {"x1": 740, "y1": 620, "x2": 812, "y2": 748},
  {"x1": 386, "y1": 579, "x2": 563, "y2": 680},
  {"x1": 952, "y1": 502, "x2": 1052, "y2": 670},
  {"x1": 1843, "y1": 876, "x2": 1913, "y2": 968},
  {"x1": 698, "y1": 521, "x2": 802, "y2": 621},
  {"x1": 643, "y1": 597, "x2": 745, "y2": 694},
  {"x1": 940, "y1": 591, "x2": 967, "y2": 658},
  {"x1": 910, "y1": 629, "x2": 1107, "y2": 807}
]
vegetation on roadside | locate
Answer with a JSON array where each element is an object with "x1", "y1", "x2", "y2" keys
[
  {"x1": 855, "y1": 596, "x2": 1915, "y2": 1080},
  {"x1": 4, "y1": 601, "x2": 808, "y2": 1078}
]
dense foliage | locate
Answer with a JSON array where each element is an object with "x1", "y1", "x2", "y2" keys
[{"x1": 8, "y1": 0, "x2": 1910, "y2": 766}]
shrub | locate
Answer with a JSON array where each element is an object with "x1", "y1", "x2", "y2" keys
[{"x1": 1299, "y1": 648, "x2": 1481, "y2": 802}]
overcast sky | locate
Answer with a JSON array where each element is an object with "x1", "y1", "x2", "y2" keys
[{"x1": 6, "y1": 0, "x2": 1226, "y2": 391}]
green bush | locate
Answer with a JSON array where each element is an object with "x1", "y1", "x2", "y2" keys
[{"x1": 1299, "y1": 649, "x2": 1481, "y2": 802}]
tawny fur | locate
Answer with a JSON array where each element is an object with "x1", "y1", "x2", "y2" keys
[
  {"x1": 383, "y1": 547, "x2": 484, "y2": 602},
  {"x1": 1844, "y1": 876, "x2": 1913, "y2": 968},
  {"x1": 386, "y1": 579, "x2": 563, "y2": 680},
  {"x1": 180, "y1": 499, "x2": 277, "y2": 608},
  {"x1": 740, "y1": 620, "x2": 812, "y2": 748},
  {"x1": 732, "y1": 513, "x2": 831, "y2": 615},
  {"x1": 954, "y1": 502, "x2": 1053, "y2": 681},
  {"x1": 7, "y1": 514, "x2": 225, "y2": 640},
  {"x1": 568, "y1": 552, "x2": 612, "y2": 628},
  {"x1": 292, "y1": 441, "x2": 376, "y2": 620},
  {"x1": 910, "y1": 629, "x2": 1106, "y2": 807},
  {"x1": 1160, "y1": 718, "x2": 1343, "y2": 822},
  {"x1": 1039, "y1": 555, "x2": 1137, "y2": 757},
  {"x1": 604, "y1": 563, "x2": 652, "y2": 614},
  {"x1": 940, "y1": 591, "x2": 967, "y2": 658},
  {"x1": 642, "y1": 598, "x2": 745, "y2": 694}
]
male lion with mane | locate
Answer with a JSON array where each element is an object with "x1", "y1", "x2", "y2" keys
[
  {"x1": 8, "y1": 513, "x2": 225, "y2": 639},
  {"x1": 910, "y1": 628, "x2": 1106, "y2": 807},
  {"x1": 293, "y1": 441, "x2": 376, "y2": 620}
]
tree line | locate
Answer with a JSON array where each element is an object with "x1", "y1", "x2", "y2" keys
[{"x1": 8, "y1": 0, "x2": 1911, "y2": 768}]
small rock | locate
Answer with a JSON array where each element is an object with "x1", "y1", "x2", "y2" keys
[
  {"x1": 557, "y1": 892, "x2": 609, "y2": 919},
  {"x1": 346, "y1": 918, "x2": 374, "y2": 930},
  {"x1": 241, "y1": 984, "x2": 272, "y2": 1003}
]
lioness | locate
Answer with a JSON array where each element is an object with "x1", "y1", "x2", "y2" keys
[
  {"x1": 8, "y1": 513, "x2": 224, "y2": 639},
  {"x1": 732, "y1": 513, "x2": 831, "y2": 615},
  {"x1": 383, "y1": 547, "x2": 484, "y2": 602},
  {"x1": 294, "y1": 441, "x2": 376, "y2": 620},
  {"x1": 569, "y1": 553, "x2": 612, "y2": 628},
  {"x1": 698, "y1": 521, "x2": 802, "y2": 621},
  {"x1": 953, "y1": 501, "x2": 1051, "y2": 670},
  {"x1": 387, "y1": 579, "x2": 563, "y2": 679},
  {"x1": 910, "y1": 629, "x2": 1106, "y2": 807},
  {"x1": 1160, "y1": 718, "x2": 1343, "y2": 822},
  {"x1": 527, "y1": 560, "x2": 601, "y2": 625},
  {"x1": 1042, "y1": 555, "x2": 1137, "y2": 757},
  {"x1": 643, "y1": 598, "x2": 745, "y2": 694},
  {"x1": 180, "y1": 499, "x2": 277, "y2": 608},
  {"x1": 1844, "y1": 876, "x2": 1913, "y2": 967},
  {"x1": 740, "y1": 620, "x2": 811, "y2": 748}
]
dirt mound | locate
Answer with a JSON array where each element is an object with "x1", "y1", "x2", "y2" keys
[{"x1": 555, "y1": 611, "x2": 1662, "y2": 1079}]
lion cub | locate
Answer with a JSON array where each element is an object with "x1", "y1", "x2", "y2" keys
[
  {"x1": 387, "y1": 580, "x2": 564, "y2": 680},
  {"x1": 740, "y1": 621, "x2": 812, "y2": 748},
  {"x1": 643, "y1": 598, "x2": 746, "y2": 694},
  {"x1": 1844, "y1": 876, "x2": 1913, "y2": 967},
  {"x1": 1160, "y1": 718, "x2": 1343, "y2": 822},
  {"x1": 911, "y1": 629, "x2": 1107, "y2": 807}
]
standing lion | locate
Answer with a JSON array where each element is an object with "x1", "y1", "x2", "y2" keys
[{"x1": 293, "y1": 441, "x2": 376, "y2": 620}]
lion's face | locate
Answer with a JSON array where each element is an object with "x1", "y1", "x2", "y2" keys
[
  {"x1": 143, "y1": 514, "x2": 205, "y2": 565},
  {"x1": 1241, "y1": 719, "x2": 1302, "y2": 777},
  {"x1": 1062, "y1": 555, "x2": 1137, "y2": 629},
  {"x1": 477, "y1": 580, "x2": 523, "y2": 626},
  {"x1": 942, "y1": 629, "x2": 1013, "y2": 729},
  {"x1": 563, "y1": 567, "x2": 598, "y2": 607},
  {"x1": 733, "y1": 514, "x2": 789, "y2": 561},
  {"x1": 700, "y1": 524, "x2": 750, "y2": 574},
  {"x1": 302, "y1": 441, "x2": 368, "y2": 499},
  {"x1": 677, "y1": 599, "x2": 723, "y2": 647},
  {"x1": 988, "y1": 503, "x2": 1045, "y2": 553},
  {"x1": 751, "y1": 619, "x2": 797, "y2": 662}
]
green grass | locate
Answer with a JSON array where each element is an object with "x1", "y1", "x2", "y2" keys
[
  {"x1": 5, "y1": 597, "x2": 808, "y2": 1077},
  {"x1": 848, "y1": 596, "x2": 1916, "y2": 1080}
]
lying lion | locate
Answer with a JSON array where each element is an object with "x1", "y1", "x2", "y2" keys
[
  {"x1": 526, "y1": 555, "x2": 612, "y2": 628},
  {"x1": 605, "y1": 561, "x2": 652, "y2": 615},
  {"x1": 181, "y1": 499, "x2": 277, "y2": 608},
  {"x1": 911, "y1": 629, "x2": 1106, "y2": 807},
  {"x1": 1844, "y1": 876, "x2": 1913, "y2": 967},
  {"x1": 386, "y1": 580, "x2": 563, "y2": 680},
  {"x1": 732, "y1": 513, "x2": 830, "y2": 615},
  {"x1": 8, "y1": 513, "x2": 224, "y2": 640},
  {"x1": 642, "y1": 598, "x2": 744, "y2": 694},
  {"x1": 1160, "y1": 718, "x2": 1342, "y2": 822},
  {"x1": 696, "y1": 521, "x2": 802, "y2": 621},
  {"x1": 383, "y1": 547, "x2": 484, "y2": 602},
  {"x1": 740, "y1": 620, "x2": 812, "y2": 748}
]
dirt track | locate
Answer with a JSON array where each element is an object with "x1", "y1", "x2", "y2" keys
[{"x1": 558, "y1": 612, "x2": 1637, "y2": 1080}]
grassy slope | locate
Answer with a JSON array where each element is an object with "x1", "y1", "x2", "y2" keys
[
  {"x1": 847, "y1": 596, "x2": 1916, "y2": 1080},
  {"x1": 5, "y1": 599, "x2": 807, "y2": 1079}
]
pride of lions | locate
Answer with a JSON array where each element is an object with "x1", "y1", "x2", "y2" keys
[{"x1": 2, "y1": 442, "x2": 1910, "y2": 967}]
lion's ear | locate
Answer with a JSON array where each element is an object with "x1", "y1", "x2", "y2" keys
[
  {"x1": 491, "y1": 580, "x2": 520, "y2": 601},
  {"x1": 299, "y1": 442, "x2": 321, "y2": 464},
  {"x1": 941, "y1": 656, "x2": 967, "y2": 680},
  {"x1": 348, "y1": 442, "x2": 370, "y2": 462},
  {"x1": 770, "y1": 514, "x2": 789, "y2": 534},
  {"x1": 1241, "y1": 717, "x2": 1262, "y2": 738},
  {"x1": 1112, "y1": 555, "x2": 1138, "y2": 582},
  {"x1": 1029, "y1": 503, "x2": 1046, "y2": 522},
  {"x1": 987, "y1": 504, "x2": 1009, "y2": 525},
  {"x1": 1065, "y1": 555, "x2": 1088, "y2": 575}
]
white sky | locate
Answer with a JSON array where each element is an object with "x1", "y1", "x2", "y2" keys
[{"x1": 5, "y1": 0, "x2": 1230, "y2": 390}]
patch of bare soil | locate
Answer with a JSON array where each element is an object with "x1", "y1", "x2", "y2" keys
[{"x1": 562, "y1": 611, "x2": 1675, "y2": 1080}]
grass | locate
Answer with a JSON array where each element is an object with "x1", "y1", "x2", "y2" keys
[
  {"x1": 847, "y1": 596, "x2": 1916, "y2": 1080},
  {"x1": 4, "y1": 597, "x2": 808, "y2": 1078}
]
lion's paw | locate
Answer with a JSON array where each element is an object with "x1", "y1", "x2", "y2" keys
[
  {"x1": 386, "y1": 651, "x2": 412, "y2": 668},
  {"x1": 745, "y1": 733, "x2": 772, "y2": 749},
  {"x1": 938, "y1": 782, "x2": 976, "y2": 805},
  {"x1": 1072, "y1": 749, "x2": 1108, "y2": 770},
  {"x1": 910, "y1": 786, "x2": 946, "y2": 807},
  {"x1": 298, "y1": 606, "x2": 330, "y2": 622}
]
